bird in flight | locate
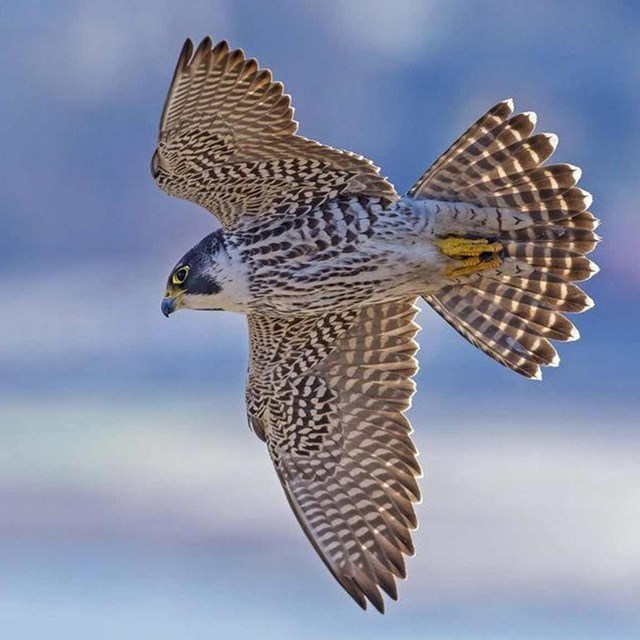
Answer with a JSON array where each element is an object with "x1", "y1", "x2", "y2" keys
[{"x1": 153, "y1": 37, "x2": 599, "y2": 612}]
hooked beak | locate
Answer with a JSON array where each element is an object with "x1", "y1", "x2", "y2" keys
[{"x1": 161, "y1": 296, "x2": 177, "y2": 318}]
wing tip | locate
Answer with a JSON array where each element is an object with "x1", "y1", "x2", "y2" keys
[{"x1": 180, "y1": 38, "x2": 194, "y2": 64}]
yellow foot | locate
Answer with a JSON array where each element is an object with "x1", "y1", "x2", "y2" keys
[
  {"x1": 445, "y1": 255, "x2": 502, "y2": 278},
  {"x1": 438, "y1": 236, "x2": 502, "y2": 257},
  {"x1": 438, "y1": 236, "x2": 503, "y2": 278}
]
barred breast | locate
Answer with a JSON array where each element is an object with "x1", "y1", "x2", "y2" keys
[{"x1": 232, "y1": 196, "x2": 443, "y2": 316}]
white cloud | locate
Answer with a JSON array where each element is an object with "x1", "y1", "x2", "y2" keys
[
  {"x1": 0, "y1": 261, "x2": 246, "y2": 364},
  {"x1": 414, "y1": 429, "x2": 640, "y2": 604},
  {"x1": 322, "y1": 0, "x2": 452, "y2": 62},
  {"x1": 2, "y1": 401, "x2": 639, "y2": 608}
]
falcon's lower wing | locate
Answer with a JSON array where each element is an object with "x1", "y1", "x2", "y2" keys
[{"x1": 246, "y1": 300, "x2": 421, "y2": 612}]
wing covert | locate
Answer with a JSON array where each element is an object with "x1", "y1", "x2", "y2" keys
[
  {"x1": 246, "y1": 299, "x2": 421, "y2": 612},
  {"x1": 152, "y1": 37, "x2": 397, "y2": 229}
]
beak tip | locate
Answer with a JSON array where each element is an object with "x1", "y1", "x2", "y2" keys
[{"x1": 161, "y1": 298, "x2": 175, "y2": 318}]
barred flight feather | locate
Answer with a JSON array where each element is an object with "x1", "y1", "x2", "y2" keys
[
  {"x1": 248, "y1": 299, "x2": 421, "y2": 612},
  {"x1": 417, "y1": 100, "x2": 599, "y2": 378},
  {"x1": 153, "y1": 38, "x2": 397, "y2": 229}
]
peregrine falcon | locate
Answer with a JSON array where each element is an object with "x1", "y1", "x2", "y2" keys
[{"x1": 153, "y1": 38, "x2": 599, "y2": 612}]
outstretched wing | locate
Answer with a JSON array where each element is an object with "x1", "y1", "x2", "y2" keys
[
  {"x1": 246, "y1": 300, "x2": 421, "y2": 612},
  {"x1": 152, "y1": 37, "x2": 397, "y2": 230}
]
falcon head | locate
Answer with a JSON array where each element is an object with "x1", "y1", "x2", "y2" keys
[{"x1": 161, "y1": 230, "x2": 248, "y2": 316}]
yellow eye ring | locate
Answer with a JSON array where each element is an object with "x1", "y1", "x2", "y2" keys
[{"x1": 172, "y1": 266, "x2": 189, "y2": 285}]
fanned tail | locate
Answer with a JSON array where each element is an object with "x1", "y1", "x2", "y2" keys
[{"x1": 411, "y1": 99, "x2": 600, "y2": 379}]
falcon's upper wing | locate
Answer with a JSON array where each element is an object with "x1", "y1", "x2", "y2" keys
[
  {"x1": 152, "y1": 38, "x2": 397, "y2": 230},
  {"x1": 246, "y1": 299, "x2": 421, "y2": 612}
]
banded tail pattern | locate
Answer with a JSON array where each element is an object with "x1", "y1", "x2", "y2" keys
[{"x1": 413, "y1": 100, "x2": 600, "y2": 379}]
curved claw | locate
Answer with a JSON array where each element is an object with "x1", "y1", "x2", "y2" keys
[{"x1": 438, "y1": 236, "x2": 503, "y2": 278}]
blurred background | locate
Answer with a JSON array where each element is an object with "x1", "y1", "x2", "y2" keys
[{"x1": 1, "y1": 1, "x2": 639, "y2": 638}]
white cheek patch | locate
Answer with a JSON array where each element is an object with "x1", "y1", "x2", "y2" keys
[
  {"x1": 209, "y1": 252, "x2": 250, "y2": 311},
  {"x1": 183, "y1": 293, "x2": 224, "y2": 311},
  {"x1": 184, "y1": 267, "x2": 249, "y2": 313}
]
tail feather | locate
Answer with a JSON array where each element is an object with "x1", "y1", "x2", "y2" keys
[
  {"x1": 501, "y1": 245, "x2": 598, "y2": 281},
  {"x1": 458, "y1": 133, "x2": 558, "y2": 187},
  {"x1": 413, "y1": 99, "x2": 599, "y2": 378},
  {"x1": 483, "y1": 266, "x2": 593, "y2": 310},
  {"x1": 412, "y1": 109, "x2": 537, "y2": 200},
  {"x1": 559, "y1": 210, "x2": 600, "y2": 231},
  {"x1": 409, "y1": 100, "x2": 514, "y2": 196},
  {"x1": 466, "y1": 281, "x2": 578, "y2": 342},
  {"x1": 427, "y1": 292, "x2": 543, "y2": 379},
  {"x1": 514, "y1": 186, "x2": 592, "y2": 218},
  {"x1": 444, "y1": 112, "x2": 538, "y2": 185},
  {"x1": 502, "y1": 226, "x2": 599, "y2": 254},
  {"x1": 463, "y1": 167, "x2": 580, "y2": 209},
  {"x1": 462, "y1": 177, "x2": 576, "y2": 212},
  {"x1": 449, "y1": 286, "x2": 560, "y2": 366}
]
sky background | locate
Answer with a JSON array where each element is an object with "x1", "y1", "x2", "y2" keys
[{"x1": 1, "y1": 1, "x2": 639, "y2": 638}]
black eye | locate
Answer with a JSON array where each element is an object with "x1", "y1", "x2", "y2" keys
[{"x1": 172, "y1": 266, "x2": 189, "y2": 285}]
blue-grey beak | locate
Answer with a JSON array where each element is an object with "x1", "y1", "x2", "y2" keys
[{"x1": 161, "y1": 297, "x2": 176, "y2": 318}]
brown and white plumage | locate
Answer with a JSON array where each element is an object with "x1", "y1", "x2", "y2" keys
[
  {"x1": 153, "y1": 38, "x2": 600, "y2": 611},
  {"x1": 247, "y1": 301, "x2": 420, "y2": 611},
  {"x1": 413, "y1": 99, "x2": 599, "y2": 379},
  {"x1": 152, "y1": 37, "x2": 396, "y2": 230}
]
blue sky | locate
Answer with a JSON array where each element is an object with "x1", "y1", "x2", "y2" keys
[{"x1": 0, "y1": 1, "x2": 639, "y2": 638}]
